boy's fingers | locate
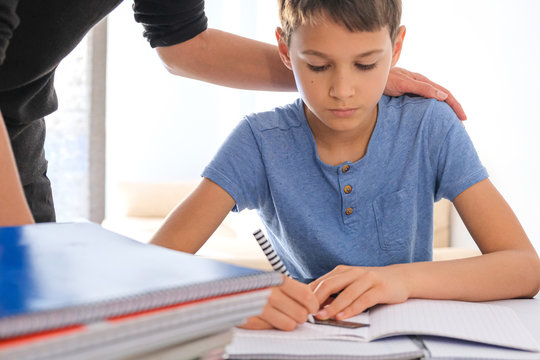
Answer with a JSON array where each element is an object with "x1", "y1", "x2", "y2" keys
[
  {"x1": 336, "y1": 288, "x2": 380, "y2": 320},
  {"x1": 309, "y1": 273, "x2": 332, "y2": 292},
  {"x1": 281, "y1": 277, "x2": 319, "y2": 314},
  {"x1": 261, "y1": 304, "x2": 300, "y2": 331},
  {"x1": 239, "y1": 316, "x2": 273, "y2": 330},
  {"x1": 271, "y1": 286, "x2": 313, "y2": 324},
  {"x1": 309, "y1": 266, "x2": 345, "y2": 289},
  {"x1": 312, "y1": 273, "x2": 356, "y2": 305},
  {"x1": 315, "y1": 278, "x2": 372, "y2": 320}
]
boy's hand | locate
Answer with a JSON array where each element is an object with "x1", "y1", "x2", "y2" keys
[
  {"x1": 239, "y1": 275, "x2": 319, "y2": 331},
  {"x1": 385, "y1": 67, "x2": 467, "y2": 121},
  {"x1": 310, "y1": 265, "x2": 410, "y2": 321}
]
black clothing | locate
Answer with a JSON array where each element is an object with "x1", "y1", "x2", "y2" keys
[
  {"x1": 0, "y1": 1, "x2": 19, "y2": 65},
  {"x1": 133, "y1": 0, "x2": 208, "y2": 48},
  {"x1": 0, "y1": 0, "x2": 124, "y2": 124},
  {"x1": 7, "y1": 119, "x2": 55, "y2": 222},
  {"x1": 0, "y1": 0, "x2": 207, "y2": 222}
]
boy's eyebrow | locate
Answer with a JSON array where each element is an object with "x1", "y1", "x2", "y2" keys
[{"x1": 302, "y1": 49, "x2": 384, "y2": 59}]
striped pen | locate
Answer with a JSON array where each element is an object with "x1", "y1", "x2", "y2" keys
[{"x1": 253, "y1": 229, "x2": 290, "y2": 276}]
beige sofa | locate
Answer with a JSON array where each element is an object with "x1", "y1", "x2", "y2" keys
[{"x1": 102, "y1": 182, "x2": 480, "y2": 270}]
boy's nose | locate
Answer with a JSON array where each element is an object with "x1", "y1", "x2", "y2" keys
[{"x1": 329, "y1": 73, "x2": 355, "y2": 100}]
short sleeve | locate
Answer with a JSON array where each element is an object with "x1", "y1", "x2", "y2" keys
[
  {"x1": 133, "y1": 0, "x2": 207, "y2": 48},
  {"x1": 431, "y1": 102, "x2": 489, "y2": 201},
  {"x1": 202, "y1": 118, "x2": 269, "y2": 212},
  {"x1": 0, "y1": 1, "x2": 20, "y2": 65}
]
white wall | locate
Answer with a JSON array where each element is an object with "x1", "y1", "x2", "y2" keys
[
  {"x1": 105, "y1": 1, "x2": 294, "y2": 215},
  {"x1": 45, "y1": 32, "x2": 90, "y2": 222},
  {"x1": 399, "y1": 1, "x2": 540, "y2": 250},
  {"x1": 106, "y1": 1, "x2": 540, "y2": 251}
]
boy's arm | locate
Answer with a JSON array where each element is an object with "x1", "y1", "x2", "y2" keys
[
  {"x1": 150, "y1": 177, "x2": 235, "y2": 253},
  {"x1": 156, "y1": 29, "x2": 466, "y2": 119},
  {"x1": 151, "y1": 177, "x2": 319, "y2": 330},
  {"x1": 0, "y1": 112, "x2": 34, "y2": 226},
  {"x1": 311, "y1": 179, "x2": 540, "y2": 321}
]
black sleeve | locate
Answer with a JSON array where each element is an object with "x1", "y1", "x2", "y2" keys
[
  {"x1": 133, "y1": 0, "x2": 207, "y2": 48},
  {"x1": 0, "y1": 0, "x2": 20, "y2": 65}
]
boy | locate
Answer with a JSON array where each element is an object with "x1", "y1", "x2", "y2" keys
[{"x1": 152, "y1": 0, "x2": 540, "y2": 331}]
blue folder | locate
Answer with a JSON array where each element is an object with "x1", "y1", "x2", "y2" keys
[{"x1": 0, "y1": 222, "x2": 281, "y2": 338}]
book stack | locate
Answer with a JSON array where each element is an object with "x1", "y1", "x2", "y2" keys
[{"x1": 0, "y1": 222, "x2": 282, "y2": 360}]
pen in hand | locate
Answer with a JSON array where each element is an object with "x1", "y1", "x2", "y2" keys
[
  {"x1": 252, "y1": 229, "x2": 368, "y2": 329},
  {"x1": 252, "y1": 229, "x2": 315, "y2": 323}
]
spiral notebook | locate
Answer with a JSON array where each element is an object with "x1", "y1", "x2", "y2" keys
[
  {"x1": 0, "y1": 222, "x2": 282, "y2": 339},
  {"x1": 0, "y1": 289, "x2": 270, "y2": 360}
]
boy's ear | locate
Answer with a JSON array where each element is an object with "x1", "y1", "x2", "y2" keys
[
  {"x1": 391, "y1": 25, "x2": 406, "y2": 67},
  {"x1": 276, "y1": 27, "x2": 293, "y2": 70}
]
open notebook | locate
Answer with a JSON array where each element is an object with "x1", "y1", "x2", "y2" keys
[{"x1": 227, "y1": 299, "x2": 540, "y2": 359}]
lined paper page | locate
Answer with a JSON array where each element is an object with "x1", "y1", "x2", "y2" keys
[
  {"x1": 424, "y1": 337, "x2": 540, "y2": 360},
  {"x1": 369, "y1": 299, "x2": 539, "y2": 352},
  {"x1": 227, "y1": 333, "x2": 423, "y2": 360}
]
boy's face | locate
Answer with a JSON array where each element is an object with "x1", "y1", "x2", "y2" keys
[{"x1": 278, "y1": 18, "x2": 405, "y2": 135}]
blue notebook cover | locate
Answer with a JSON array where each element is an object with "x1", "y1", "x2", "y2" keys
[{"x1": 0, "y1": 222, "x2": 282, "y2": 338}]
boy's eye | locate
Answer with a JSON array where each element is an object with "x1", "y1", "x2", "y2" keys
[
  {"x1": 355, "y1": 63, "x2": 377, "y2": 71},
  {"x1": 307, "y1": 64, "x2": 330, "y2": 72}
]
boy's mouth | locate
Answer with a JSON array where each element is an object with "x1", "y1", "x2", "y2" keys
[{"x1": 329, "y1": 108, "x2": 358, "y2": 118}]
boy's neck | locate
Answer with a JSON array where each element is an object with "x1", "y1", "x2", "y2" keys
[{"x1": 305, "y1": 104, "x2": 378, "y2": 166}]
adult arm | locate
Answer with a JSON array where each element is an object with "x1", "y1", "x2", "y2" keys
[
  {"x1": 156, "y1": 28, "x2": 295, "y2": 91},
  {"x1": 311, "y1": 179, "x2": 540, "y2": 320},
  {"x1": 132, "y1": 0, "x2": 466, "y2": 118},
  {"x1": 0, "y1": 2, "x2": 33, "y2": 225},
  {"x1": 0, "y1": 111, "x2": 34, "y2": 226},
  {"x1": 156, "y1": 30, "x2": 466, "y2": 119}
]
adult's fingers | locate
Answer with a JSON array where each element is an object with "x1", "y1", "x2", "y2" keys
[{"x1": 408, "y1": 71, "x2": 467, "y2": 120}]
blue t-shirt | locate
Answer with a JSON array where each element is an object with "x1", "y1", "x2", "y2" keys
[{"x1": 203, "y1": 95, "x2": 488, "y2": 283}]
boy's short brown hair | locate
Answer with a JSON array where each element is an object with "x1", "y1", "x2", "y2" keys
[{"x1": 278, "y1": 0, "x2": 402, "y2": 45}]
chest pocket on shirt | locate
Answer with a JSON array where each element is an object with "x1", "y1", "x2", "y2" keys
[{"x1": 373, "y1": 189, "x2": 416, "y2": 251}]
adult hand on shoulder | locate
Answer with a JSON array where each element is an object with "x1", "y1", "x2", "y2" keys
[
  {"x1": 239, "y1": 275, "x2": 319, "y2": 331},
  {"x1": 310, "y1": 265, "x2": 410, "y2": 321},
  {"x1": 385, "y1": 67, "x2": 467, "y2": 121}
]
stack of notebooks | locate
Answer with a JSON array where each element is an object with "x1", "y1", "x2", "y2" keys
[{"x1": 0, "y1": 222, "x2": 282, "y2": 360}]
